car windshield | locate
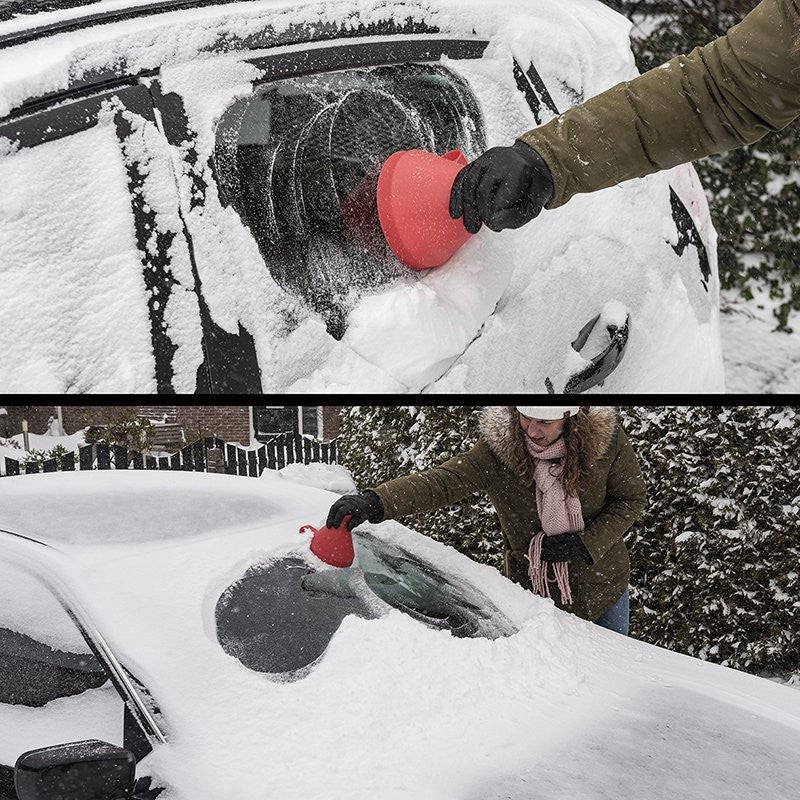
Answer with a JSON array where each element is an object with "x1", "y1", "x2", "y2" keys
[
  {"x1": 214, "y1": 63, "x2": 485, "y2": 338},
  {"x1": 215, "y1": 531, "x2": 517, "y2": 679}
]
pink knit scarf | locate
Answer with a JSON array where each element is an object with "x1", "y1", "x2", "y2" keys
[{"x1": 524, "y1": 436, "x2": 584, "y2": 606}]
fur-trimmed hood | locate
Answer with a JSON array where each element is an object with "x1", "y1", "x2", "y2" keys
[{"x1": 478, "y1": 406, "x2": 618, "y2": 486}]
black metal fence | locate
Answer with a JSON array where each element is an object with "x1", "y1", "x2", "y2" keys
[{"x1": 1, "y1": 433, "x2": 337, "y2": 478}]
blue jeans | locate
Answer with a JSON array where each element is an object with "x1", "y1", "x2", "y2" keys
[{"x1": 593, "y1": 586, "x2": 630, "y2": 635}]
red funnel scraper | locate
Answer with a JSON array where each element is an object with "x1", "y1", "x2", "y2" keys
[
  {"x1": 300, "y1": 515, "x2": 354, "y2": 567},
  {"x1": 376, "y1": 148, "x2": 474, "y2": 270}
]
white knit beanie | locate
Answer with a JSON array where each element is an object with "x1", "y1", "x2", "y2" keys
[{"x1": 516, "y1": 406, "x2": 581, "y2": 420}]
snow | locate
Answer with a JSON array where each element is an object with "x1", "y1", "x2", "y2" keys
[
  {"x1": 0, "y1": 558, "x2": 94, "y2": 654},
  {"x1": 271, "y1": 461, "x2": 357, "y2": 494},
  {"x1": 719, "y1": 288, "x2": 800, "y2": 393},
  {"x1": 0, "y1": 686, "x2": 123, "y2": 765},
  {"x1": 0, "y1": 0, "x2": 725, "y2": 393},
  {"x1": 0, "y1": 429, "x2": 86, "y2": 475},
  {"x1": 1, "y1": 470, "x2": 800, "y2": 799},
  {"x1": 0, "y1": 118, "x2": 156, "y2": 392}
]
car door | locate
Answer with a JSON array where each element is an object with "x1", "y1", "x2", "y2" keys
[
  {"x1": 0, "y1": 1, "x2": 721, "y2": 394},
  {"x1": 0, "y1": 533, "x2": 164, "y2": 800},
  {"x1": 0, "y1": 555, "x2": 124, "y2": 798},
  {"x1": 147, "y1": 27, "x2": 503, "y2": 393},
  {"x1": 0, "y1": 75, "x2": 203, "y2": 394}
]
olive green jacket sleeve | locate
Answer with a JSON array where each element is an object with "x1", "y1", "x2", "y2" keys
[
  {"x1": 369, "y1": 441, "x2": 494, "y2": 519},
  {"x1": 579, "y1": 427, "x2": 647, "y2": 564},
  {"x1": 517, "y1": 0, "x2": 800, "y2": 208}
]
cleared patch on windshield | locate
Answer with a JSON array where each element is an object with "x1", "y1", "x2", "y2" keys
[
  {"x1": 215, "y1": 557, "x2": 378, "y2": 680},
  {"x1": 353, "y1": 532, "x2": 518, "y2": 640},
  {"x1": 215, "y1": 535, "x2": 516, "y2": 680},
  {"x1": 214, "y1": 63, "x2": 485, "y2": 339}
]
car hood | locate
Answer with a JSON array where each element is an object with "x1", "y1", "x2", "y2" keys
[{"x1": 1, "y1": 470, "x2": 799, "y2": 799}]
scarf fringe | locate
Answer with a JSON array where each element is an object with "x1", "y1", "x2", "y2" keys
[{"x1": 527, "y1": 532, "x2": 574, "y2": 607}]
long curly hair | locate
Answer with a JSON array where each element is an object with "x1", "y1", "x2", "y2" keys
[
  {"x1": 561, "y1": 409, "x2": 597, "y2": 497},
  {"x1": 506, "y1": 407, "x2": 608, "y2": 497}
]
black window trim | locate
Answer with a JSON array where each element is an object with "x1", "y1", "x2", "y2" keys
[
  {"x1": 0, "y1": 527, "x2": 166, "y2": 749},
  {"x1": 1, "y1": 37, "x2": 488, "y2": 150},
  {"x1": 244, "y1": 38, "x2": 489, "y2": 84},
  {"x1": 0, "y1": 0, "x2": 310, "y2": 50}
]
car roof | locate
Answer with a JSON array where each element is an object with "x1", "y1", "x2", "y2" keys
[
  {"x1": 0, "y1": 0, "x2": 259, "y2": 35},
  {"x1": 0, "y1": 469, "x2": 333, "y2": 547}
]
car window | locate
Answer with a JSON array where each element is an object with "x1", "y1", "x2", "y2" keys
[
  {"x1": 0, "y1": 558, "x2": 123, "y2": 770},
  {"x1": 213, "y1": 63, "x2": 485, "y2": 339},
  {"x1": 353, "y1": 532, "x2": 516, "y2": 639},
  {"x1": 0, "y1": 82, "x2": 203, "y2": 394},
  {"x1": 215, "y1": 532, "x2": 516, "y2": 680}
]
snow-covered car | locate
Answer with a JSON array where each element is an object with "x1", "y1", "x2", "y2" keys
[
  {"x1": 1, "y1": 469, "x2": 799, "y2": 800},
  {"x1": 0, "y1": 0, "x2": 723, "y2": 393}
]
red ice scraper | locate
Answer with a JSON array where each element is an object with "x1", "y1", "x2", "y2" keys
[
  {"x1": 300, "y1": 515, "x2": 355, "y2": 567},
  {"x1": 375, "y1": 148, "x2": 474, "y2": 270}
]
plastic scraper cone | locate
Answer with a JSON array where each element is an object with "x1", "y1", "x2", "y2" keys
[
  {"x1": 376, "y1": 148, "x2": 473, "y2": 270},
  {"x1": 300, "y1": 515, "x2": 355, "y2": 568}
]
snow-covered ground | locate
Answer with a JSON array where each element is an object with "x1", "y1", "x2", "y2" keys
[
  {"x1": 719, "y1": 290, "x2": 800, "y2": 393},
  {"x1": 0, "y1": 429, "x2": 86, "y2": 473}
]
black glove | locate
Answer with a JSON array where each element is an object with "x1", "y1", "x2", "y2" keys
[
  {"x1": 540, "y1": 533, "x2": 592, "y2": 564},
  {"x1": 449, "y1": 140, "x2": 554, "y2": 234},
  {"x1": 326, "y1": 491, "x2": 384, "y2": 531}
]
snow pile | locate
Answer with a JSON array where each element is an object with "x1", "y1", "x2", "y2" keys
[
  {"x1": 719, "y1": 286, "x2": 800, "y2": 393},
  {"x1": 271, "y1": 461, "x2": 357, "y2": 494}
]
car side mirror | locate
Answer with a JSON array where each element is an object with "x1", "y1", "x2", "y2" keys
[{"x1": 14, "y1": 740, "x2": 136, "y2": 800}]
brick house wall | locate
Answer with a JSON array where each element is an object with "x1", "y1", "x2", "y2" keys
[
  {"x1": 137, "y1": 406, "x2": 178, "y2": 424},
  {"x1": 61, "y1": 406, "x2": 138, "y2": 434},
  {"x1": 0, "y1": 405, "x2": 342, "y2": 444},
  {"x1": 321, "y1": 407, "x2": 341, "y2": 440},
  {"x1": 0, "y1": 406, "x2": 136, "y2": 436},
  {"x1": 174, "y1": 406, "x2": 251, "y2": 445},
  {"x1": 0, "y1": 406, "x2": 57, "y2": 436}
]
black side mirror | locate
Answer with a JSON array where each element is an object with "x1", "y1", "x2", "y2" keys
[
  {"x1": 14, "y1": 740, "x2": 135, "y2": 800},
  {"x1": 564, "y1": 312, "x2": 631, "y2": 394}
]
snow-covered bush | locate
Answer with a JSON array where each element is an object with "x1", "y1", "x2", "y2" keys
[
  {"x1": 23, "y1": 444, "x2": 76, "y2": 468},
  {"x1": 84, "y1": 409, "x2": 156, "y2": 451},
  {"x1": 620, "y1": 406, "x2": 799, "y2": 675},
  {"x1": 603, "y1": 0, "x2": 800, "y2": 331},
  {"x1": 339, "y1": 406, "x2": 800, "y2": 677},
  {"x1": 338, "y1": 407, "x2": 504, "y2": 568}
]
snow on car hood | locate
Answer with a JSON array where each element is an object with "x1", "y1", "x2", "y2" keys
[
  {"x1": 2, "y1": 470, "x2": 800, "y2": 799},
  {"x1": 0, "y1": 0, "x2": 724, "y2": 393}
]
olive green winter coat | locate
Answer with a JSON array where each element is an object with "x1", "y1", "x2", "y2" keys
[
  {"x1": 517, "y1": 0, "x2": 800, "y2": 208},
  {"x1": 370, "y1": 407, "x2": 647, "y2": 622}
]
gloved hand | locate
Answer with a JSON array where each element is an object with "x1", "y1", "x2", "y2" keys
[
  {"x1": 326, "y1": 491, "x2": 384, "y2": 531},
  {"x1": 540, "y1": 532, "x2": 592, "y2": 564},
  {"x1": 449, "y1": 140, "x2": 554, "y2": 234}
]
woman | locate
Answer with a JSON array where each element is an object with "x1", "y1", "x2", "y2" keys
[
  {"x1": 326, "y1": 406, "x2": 647, "y2": 634},
  {"x1": 449, "y1": 0, "x2": 800, "y2": 233}
]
